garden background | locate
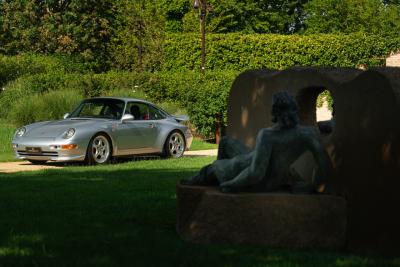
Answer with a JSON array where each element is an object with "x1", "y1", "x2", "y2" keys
[
  {"x1": 2, "y1": 0, "x2": 400, "y2": 139},
  {"x1": 1, "y1": 1, "x2": 400, "y2": 266}
]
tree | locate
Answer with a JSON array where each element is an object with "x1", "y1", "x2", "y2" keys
[
  {"x1": 161, "y1": 0, "x2": 191, "y2": 32},
  {"x1": 303, "y1": 0, "x2": 400, "y2": 35},
  {"x1": 109, "y1": 0, "x2": 165, "y2": 71},
  {"x1": 0, "y1": 0, "x2": 116, "y2": 70},
  {"x1": 181, "y1": 0, "x2": 309, "y2": 34}
]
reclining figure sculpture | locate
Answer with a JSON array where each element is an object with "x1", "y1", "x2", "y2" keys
[{"x1": 183, "y1": 91, "x2": 332, "y2": 193}]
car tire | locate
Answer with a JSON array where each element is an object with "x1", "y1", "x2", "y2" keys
[
  {"x1": 28, "y1": 159, "x2": 47, "y2": 165},
  {"x1": 86, "y1": 133, "x2": 112, "y2": 165},
  {"x1": 163, "y1": 130, "x2": 186, "y2": 158}
]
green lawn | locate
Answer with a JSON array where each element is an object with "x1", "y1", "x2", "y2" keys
[
  {"x1": 0, "y1": 120, "x2": 17, "y2": 162},
  {"x1": 189, "y1": 138, "x2": 218, "y2": 151},
  {"x1": 0, "y1": 157, "x2": 398, "y2": 266}
]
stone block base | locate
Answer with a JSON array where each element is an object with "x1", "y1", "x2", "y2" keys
[{"x1": 176, "y1": 184, "x2": 347, "y2": 249}]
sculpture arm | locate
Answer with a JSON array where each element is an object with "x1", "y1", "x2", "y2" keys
[{"x1": 220, "y1": 130, "x2": 272, "y2": 192}]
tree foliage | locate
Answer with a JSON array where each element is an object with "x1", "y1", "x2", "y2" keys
[
  {"x1": 181, "y1": 0, "x2": 309, "y2": 34},
  {"x1": 0, "y1": 0, "x2": 116, "y2": 70},
  {"x1": 1, "y1": 0, "x2": 400, "y2": 72},
  {"x1": 109, "y1": 0, "x2": 165, "y2": 72},
  {"x1": 304, "y1": 0, "x2": 400, "y2": 35}
]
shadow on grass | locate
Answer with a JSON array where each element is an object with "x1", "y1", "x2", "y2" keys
[{"x1": 0, "y1": 161, "x2": 398, "y2": 267}]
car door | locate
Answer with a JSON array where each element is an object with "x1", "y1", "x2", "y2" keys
[{"x1": 115, "y1": 102, "x2": 159, "y2": 154}]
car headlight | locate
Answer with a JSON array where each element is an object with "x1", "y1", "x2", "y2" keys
[
  {"x1": 64, "y1": 128, "x2": 75, "y2": 139},
  {"x1": 15, "y1": 127, "x2": 26, "y2": 137}
]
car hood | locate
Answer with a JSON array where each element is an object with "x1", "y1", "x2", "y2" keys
[{"x1": 24, "y1": 119, "x2": 110, "y2": 138}]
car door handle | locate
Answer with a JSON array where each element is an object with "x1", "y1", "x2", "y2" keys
[{"x1": 148, "y1": 123, "x2": 156, "y2": 128}]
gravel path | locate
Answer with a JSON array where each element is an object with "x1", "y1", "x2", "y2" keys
[{"x1": 0, "y1": 161, "x2": 64, "y2": 173}]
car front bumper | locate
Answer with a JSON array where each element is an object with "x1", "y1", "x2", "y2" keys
[{"x1": 12, "y1": 138, "x2": 88, "y2": 162}]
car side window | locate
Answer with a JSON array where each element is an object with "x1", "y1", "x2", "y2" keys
[
  {"x1": 148, "y1": 105, "x2": 166, "y2": 120},
  {"x1": 125, "y1": 102, "x2": 152, "y2": 120}
]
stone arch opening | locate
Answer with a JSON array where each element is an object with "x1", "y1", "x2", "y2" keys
[
  {"x1": 296, "y1": 86, "x2": 334, "y2": 136},
  {"x1": 316, "y1": 90, "x2": 333, "y2": 122}
]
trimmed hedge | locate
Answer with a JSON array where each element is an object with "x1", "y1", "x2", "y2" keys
[
  {"x1": 1, "y1": 71, "x2": 237, "y2": 137},
  {"x1": 164, "y1": 33, "x2": 400, "y2": 71}
]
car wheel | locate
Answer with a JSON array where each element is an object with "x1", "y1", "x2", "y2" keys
[
  {"x1": 163, "y1": 131, "x2": 185, "y2": 158},
  {"x1": 28, "y1": 160, "x2": 47, "y2": 165},
  {"x1": 86, "y1": 134, "x2": 112, "y2": 165}
]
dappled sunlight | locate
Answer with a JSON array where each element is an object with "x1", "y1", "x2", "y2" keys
[
  {"x1": 0, "y1": 246, "x2": 33, "y2": 257},
  {"x1": 0, "y1": 233, "x2": 47, "y2": 258},
  {"x1": 10, "y1": 234, "x2": 43, "y2": 244},
  {"x1": 336, "y1": 257, "x2": 369, "y2": 266}
]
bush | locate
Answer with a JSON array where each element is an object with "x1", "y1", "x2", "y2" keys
[
  {"x1": 0, "y1": 54, "x2": 89, "y2": 87},
  {"x1": 164, "y1": 33, "x2": 400, "y2": 71},
  {"x1": 104, "y1": 87, "x2": 149, "y2": 100},
  {"x1": 0, "y1": 72, "x2": 84, "y2": 119},
  {"x1": 8, "y1": 90, "x2": 83, "y2": 126}
]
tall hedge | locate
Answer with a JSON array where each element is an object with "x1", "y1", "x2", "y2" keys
[{"x1": 164, "y1": 33, "x2": 400, "y2": 71}]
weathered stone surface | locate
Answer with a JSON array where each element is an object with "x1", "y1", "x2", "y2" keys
[{"x1": 177, "y1": 183, "x2": 347, "y2": 249}]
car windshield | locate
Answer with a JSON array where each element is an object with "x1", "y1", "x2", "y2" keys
[{"x1": 69, "y1": 99, "x2": 125, "y2": 120}]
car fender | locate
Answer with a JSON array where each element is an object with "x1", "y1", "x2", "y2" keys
[
  {"x1": 71, "y1": 124, "x2": 117, "y2": 156},
  {"x1": 156, "y1": 122, "x2": 186, "y2": 152}
]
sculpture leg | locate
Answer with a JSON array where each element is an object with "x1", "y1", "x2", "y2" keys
[
  {"x1": 181, "y1": 164, "x2": 218, "y2": 186},
  {"x1": 217, "y1": 136, "x2": 251, "y2": 160}
]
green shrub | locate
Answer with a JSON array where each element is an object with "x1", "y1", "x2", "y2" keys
[
  {"x1": 0, "y1": 72, "x2": 83, "y2": 118},
  {"x1": 0, "y1": 119, "x2": 16, "y2": 156},
  {"x1": 0, "y1": 54, "x2": 89, "y2": 87},
  {"x1": 316, "y1": 90, "x2": 334, "y2": 111},
  {"x1": 8, "y1": 90, "x2": 83, "y2": 126},
  {"x1": 164, "y1": 33, "x2": 399, "y2": 71},
  {"x1": 157, "y1": 101, "x2": 187, "y2": 116},
  {"x1": 103, "y1": 84, "x2": 149, "y2": 100}
]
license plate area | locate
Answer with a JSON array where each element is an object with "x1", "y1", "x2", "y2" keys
[{"x1": 25, "y1": 147, "x2": 42, "y2": 154}]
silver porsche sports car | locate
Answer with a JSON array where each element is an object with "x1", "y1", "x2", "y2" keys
[{"x1": 12, "y1": 97, "x2": 193, "y2": 164}]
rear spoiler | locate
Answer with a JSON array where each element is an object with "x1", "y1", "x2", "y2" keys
[{"x1": 173, "y1": 115, "x2": 189, "y2": 123}]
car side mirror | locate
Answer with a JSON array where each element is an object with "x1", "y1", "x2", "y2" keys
[
  {"x1": 121, "y1": 114, "x2": 134, "y2": 123},
  {"x1": 63, "y1": 113, "x2": 70, "y2": 119}
]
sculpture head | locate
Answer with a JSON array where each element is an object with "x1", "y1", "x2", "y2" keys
[{"x1": 271, "y1": 91, "x2": 299, "y2": 129}]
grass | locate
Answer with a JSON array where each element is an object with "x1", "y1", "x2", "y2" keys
[
  {"x1": 0, "y1": 120, "x2": 17, "y2": 162},
  {"x1": 0, "y1": 157, "x2": 399, "y2": 266},
  {"x1": 190, "y1": 138, "x2": 218, "y2": 151}
]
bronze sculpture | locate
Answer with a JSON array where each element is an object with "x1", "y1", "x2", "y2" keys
[{"x1": 183, "y1": 91, "x2": 332, "y2": 193}]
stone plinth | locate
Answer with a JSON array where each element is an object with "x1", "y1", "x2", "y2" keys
[{"x1": 177, "y1": 183, "x2": 347, "y2": 249}]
